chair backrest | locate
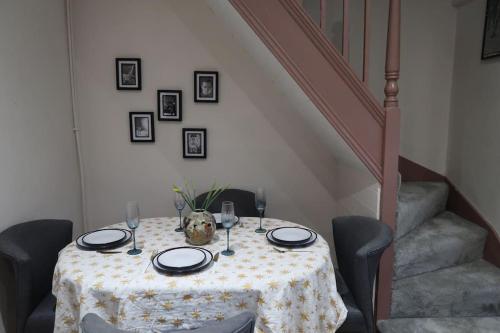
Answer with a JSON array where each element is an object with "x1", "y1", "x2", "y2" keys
[
  {"x1": 331, "y1": 216, "x2": 393, "y2": 333},
  {"x1": 0, "y1": 219, "x2": 73, "y2": 333},
  {"x1": 195, "y1": 189, "x2": 261, "y2": 217},
  {"x1": 81, "y1": 311, "x2": 256, "y2": 333}
]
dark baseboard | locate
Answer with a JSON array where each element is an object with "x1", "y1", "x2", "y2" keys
[{"x1": 399, "y1": 156, "x2": 500, "y2": 268}]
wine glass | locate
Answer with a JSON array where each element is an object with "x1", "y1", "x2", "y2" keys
[
  {"x1": 174, "y1": 192, "x2": 186, "y2": 232},
  {"x1": 126, "y1": 201, "x2": 142, "y2": 255},
  {"x1": 221, "y1": 201, "x2": 235, "y2": 256},
  {"x1": 254, "y1": 187, "x2": 267, "y2": 233}
]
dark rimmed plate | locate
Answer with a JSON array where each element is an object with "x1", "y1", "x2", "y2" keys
[
  {"x1": 156, "y1": 247, "x2": 206, "y2": 271},
  {"x1": 266, "y1": 228, "x2": 317, "y2": 248},
  {"x1": 76, "y1": 229, "x2": 132, "y2": 251},
  {"x1": 152, "y1": 247, "x2": 213, "y2": 275},
  {"x1": 82, "y1": 229, "x2": 127, "y2": 247},
  {"x1": 270, "y1": 227, "x2": 313, "y2": 244}
]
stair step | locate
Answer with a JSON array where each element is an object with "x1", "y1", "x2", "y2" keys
[
  {"x1": 394, "y1": 211, "x2": 487, "y2": 280},
  {"x1": 378, "y1": 317, "x2": 500, "y2": 333},
  {"x1": 391, "y1": 260, "x2": 500, "y2": 318},
  {"x1": 396, "y1": 182, "x2": 448, "y2": 239}
]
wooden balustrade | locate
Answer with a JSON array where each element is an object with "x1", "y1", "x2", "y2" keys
[{"x1": 230, "y1": 0, "x2": 401, "y2": 321}]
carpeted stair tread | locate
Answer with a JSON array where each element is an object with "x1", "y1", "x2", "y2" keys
[
  {"x1": 391, "y1": 260, "x2": 500, "y2": 318},
  {"x1": 396, "y1": 182, "x2": 448, "y2": 239},
  {"x1": 378, "y1": 317, "x2": 500, "y2": 333},
  {"x1": 394, "y1": 211, "x2": 487, "y2": 280}
]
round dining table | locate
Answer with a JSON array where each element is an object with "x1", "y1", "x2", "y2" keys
[{"x1": 53, "y1": 217, "x2": 347, "y2": 333}]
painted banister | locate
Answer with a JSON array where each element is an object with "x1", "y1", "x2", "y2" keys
[
  {"x1": 230, "y1": 0, "x2": 386, "y2": 182},
  {"x1": 230, "y1": 0, "x2": 401, "y2": 320}
]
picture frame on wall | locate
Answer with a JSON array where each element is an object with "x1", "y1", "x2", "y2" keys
[
  {"x1": 183, "y1": 128, "x2": 207, "y2": 158},
  {"x1": 194, "y1": 71, "x2": 218, "y2": 103},
  {"x1": 116, "y1": 58, "x2": 142, "y2": 90},
  {"x1": 129, "y1": 112, "x2": 154, "y2": 142},
  {"x1": 482, "y1": 0, "x2": 500, "y2": 59},
  {"x1": 158, "y1": 90, "x2": 182, "y2": 121}
]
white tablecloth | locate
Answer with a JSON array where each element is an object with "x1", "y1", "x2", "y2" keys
[{"x1": 53, "y1": 217, "x2": 347, "y2": 333}]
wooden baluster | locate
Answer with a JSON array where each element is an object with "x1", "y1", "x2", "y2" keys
[
  {"x1": 384, "y1": 0, "x2": 400, "y2": 108},
  {"x1": 320, "y1": 0, "x2": 327, "y2": 33},
  {"x1": 342, "y1": 0, "x2": 349, "y2": 59},
  {"x1": 378, "y1": 0, "x2": 401, "y2": 321},
  {"x1": 362, "y1": 0, "x2": 371, "y2": 82}
]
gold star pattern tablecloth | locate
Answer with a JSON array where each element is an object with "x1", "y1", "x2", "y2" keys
[{"x1": 53, "y1": 217, "x2": 347, "y2": 333}]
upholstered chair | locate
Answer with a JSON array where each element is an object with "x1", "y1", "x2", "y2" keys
[
  {"x1": 0, "y1": 219, "x2": 73, "y2": 333},
  {"x1": 332, "y1": 216, "x2": 393, "y2": 333},
  {"x1": 195, "y1": 189, "x2": 261, "y2": 217}
]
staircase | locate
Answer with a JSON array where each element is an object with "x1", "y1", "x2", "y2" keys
[
  {"x1": 378, "y1": 181, "x2": 500, "y2": 332},
  {"x1": 229, "y1": 0, "x2": 401, "y2": 318}
]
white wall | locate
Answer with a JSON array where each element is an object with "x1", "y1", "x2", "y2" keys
[
  {"x1": 447, "y1": 0, "x2": 500, "y2": 234},
  {"x1": 0, "y1": 0, "x2": 83, "y2": 331},
  {"x1": 369, "y1": 0, "x2": 457, "y2": 174},
  {"x1": 306, "y1": 0, "x2": 457, "y2": 174},
  {"x1": 70, "y1": 0, "x2": 379, "y2": 252}
]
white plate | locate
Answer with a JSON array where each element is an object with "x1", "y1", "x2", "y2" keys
[
  {"x1": 213, "y1": 213, "x2": 239, "y2": 224},
  {"x1": 153, "y1": 247, "x2": 213, "y2": 273},
  {"x1": 157, "y1": 247, "x2": 206, "y2": 270},
  {"x1": 271, "y1": 227, "x2": 312, "y2": 243},
  {"x1": 82, "y1": 229, "x2": 127, "y2": 246}
]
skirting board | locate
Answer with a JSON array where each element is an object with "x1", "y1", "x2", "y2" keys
[{"x1": 399, "y1": 156, "x2": 500, "y2": 268}]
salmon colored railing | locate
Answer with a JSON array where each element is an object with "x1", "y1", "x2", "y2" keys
[{"x1": 230, "y1": 0, "x2": 400, "y2": 320}]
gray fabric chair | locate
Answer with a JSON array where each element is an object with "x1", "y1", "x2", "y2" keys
[
  {"x1": 81, "y1": 312, "x2": 256, "y2": 333},
  {"x1": 332, "y1": 216, "x2": 393, "y2": 333},
  {"x1": 195, "y1": 189, "x2": 261, "y2": 217},
  {"x1": 0, "y1": 219, "x2": 73, "y2": 333}
]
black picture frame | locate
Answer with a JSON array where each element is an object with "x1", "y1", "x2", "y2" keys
[
  {"x1": 157, "y1": 90, "x2": 182, "y2": 121},
  {"x1": 482, "y1": 0, "x2": 500, "y2": 59},
  {"x1": 129, "y1": 112, "x2": 155, "y2": 142},
  {"x1": 182, "y1": 128, "x2": 207, "y2": 158},
  {"x1": 194, "y1": 71, "x2": 218, "y2": 103},
  {"x1": 116, "y1": 58, "x2": 142, "y2": 90}
]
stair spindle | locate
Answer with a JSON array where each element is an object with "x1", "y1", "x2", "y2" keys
[
  {"x1": 342, "y1": 0, "x2": 349, "y2": 59},
  {"x1": 363, "y1": 0, "x2": 371, "y2": 82},
  {"x1": 319, "y1": 0, "x2": 326, "y2": 32},
  {"x1": 384, "y1": 0, "x2": 400, "y2": 108}
]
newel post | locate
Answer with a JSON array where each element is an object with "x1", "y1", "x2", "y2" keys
[{"x1": 377, "y1": 0, "x2": 401, "y2": 321}]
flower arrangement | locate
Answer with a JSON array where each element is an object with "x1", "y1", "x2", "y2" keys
[{"x1": 173, "y1": 181, "x2": 228, "y2": 211}]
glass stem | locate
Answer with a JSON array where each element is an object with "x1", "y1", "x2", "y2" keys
[
  {"x1": 226, "y1": 229, "x2": 230, "y2": 252},
  {"x1": 259, "y1": 212, "x2": 263, "y2": 229},
  {"x1": 178, "y1": 211, "x2": 182, "y2": 229},
  {"x1": 132, "y1": 229, "x2": 136, "y2": 250}
]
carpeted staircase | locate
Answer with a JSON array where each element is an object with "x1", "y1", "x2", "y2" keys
[{"x1": 378, "y1": 182, "x2": 500, "y2": 333}]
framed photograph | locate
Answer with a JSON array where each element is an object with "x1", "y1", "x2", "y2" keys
[
  {"x1": 482, "y1": 0, "x2": 500, "y2": 59},
  {"x1": 116, "y1": 58, "x2": 142, "y2": 90},
  {"x1": 158, "y1": 90, "x2": 182, "y2": 121},
  {"x1": 194, "y1": 71, "x2": 218, "y2": 103},
  {"x1": 129, "y1": 112, "x2": 154, "y2": 142},
  {"x1": 183, "y1": 128, "x2": 207, "y2": 158}
]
